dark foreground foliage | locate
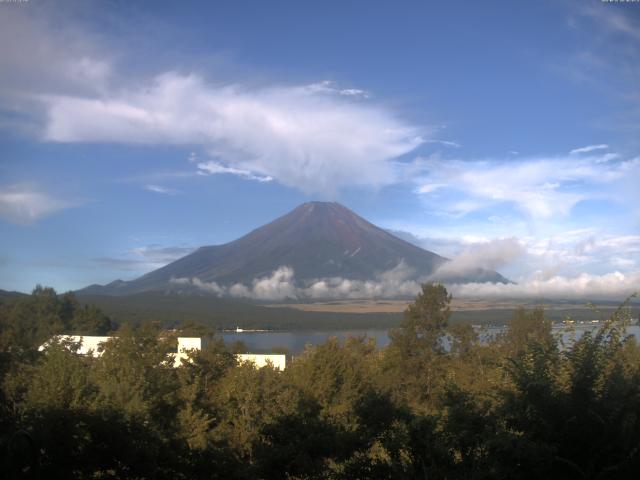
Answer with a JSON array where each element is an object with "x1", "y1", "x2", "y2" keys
[{"x1": 1, "y1": 284, "x2": 639, "y2": 479}]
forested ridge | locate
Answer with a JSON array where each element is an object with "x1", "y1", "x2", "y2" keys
[{"x1": 1, "y1": 285, "x2": 640, "y2": 479}]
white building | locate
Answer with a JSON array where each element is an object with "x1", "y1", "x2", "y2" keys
[
  {"x1": 173, "y1": 336, "x2": 202, "y2": 367},
  {"x1": 39, "y1": 335, "x2": 112, "y2": 356},
  {"x1": 39, "y1": 335, "x2": 286, "y2": 369},
  {"x1": 237, "y1": 353, "x2": 286, "y2": 371}
]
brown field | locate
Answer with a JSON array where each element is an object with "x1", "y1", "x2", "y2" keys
[{"x1": 265, "y1": 298, "x2": 597, "y2": 314}]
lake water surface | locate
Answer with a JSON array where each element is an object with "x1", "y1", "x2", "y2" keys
[{"x1": 222, "y1": 324, "x2": 640, "y2": 354}]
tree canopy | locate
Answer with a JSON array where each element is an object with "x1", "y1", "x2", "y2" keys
[{"x1": 1, "y1": 285, "x2": 639, "y2": 479}]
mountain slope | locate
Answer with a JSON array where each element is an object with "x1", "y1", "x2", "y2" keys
[
  {"x1": 0, "y1": 288, "x2": 28, "y2": 302},
  {"x1": 79, "y1": 202, "x2": 508, "y2": 296}
]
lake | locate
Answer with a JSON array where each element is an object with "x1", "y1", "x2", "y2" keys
[{"x1": 222, "y1": 323, "x2": 640, "y2": 354}]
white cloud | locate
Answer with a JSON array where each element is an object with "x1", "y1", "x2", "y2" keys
[
  {"x1": 383, "y1": 226, "x2": 640, "y2": 294},
  {"x1": 0, "y1": 7, "x2": 112, "y2": 99},
  {"x1": 412, "y1": 152, "x2": 640, "y2": 219},
  {"x1": 241, "y1": 266, "x2": 298, "y2": 300},
  {"x1": 144, "y1": 184, "x2": 180, "y2": 195},
  {"x1": 171, "y1": 260, "x2": 639, "y2": 301},
  {"x1": 432, "y1": 238, "x2": 525, "y2": 278},
  {"x1": 449, "y1": 271, "x2": 640, "y2": 301},
  {"x1": 0, "y1": 185, "x2": 75, "y2": 225},
  {"x1": 96, "y1": 245, "x2": 195, "y2": 271},
  {"x1": 416, "y1": 183, "x2": 447, "y2": 194},
  {"x1": 170, "y1": 262, "x2": 423, "y2": 300},
  {"x1": 611, "y1": 257, "x2": 636, "y2": 269},
  {"x1": 518, "y1": 232, "x2": 640, "y2": 280},
  {"x1": 424, "y1": 140, "x2": 461, "y2": 148},
  {"x1": 376, "y1": 227, "x2": 640, "y2": 302},
  {"x1": 171, "y1": 276, "x2": 226, "y2": 296},
  {"x1": 569, "y1": 144, "x2": 608, "y2": 155},
  {"x1": 581, "y1": 5, "x2": 640, "y2": 42},
  {"x1": 196, "y1": 161, "x2": 273, "y2": 182},
  {"x1": 304, "y1": 80, "x2": 370, "y2": 98},
  {"x1": 175, "y1": 267, "x2": 299, "y2": 300},
  {"x1": 130, "y1": 245, "x2": 194, "y2": 264},
  {"x1": 41, "y1": 72, "x2": 423, "y2": 195},
  {"x1": 0, "y1": 9, "x2": 423, "y2": 195}
]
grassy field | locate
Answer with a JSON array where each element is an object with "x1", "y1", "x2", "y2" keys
[
  {"x1": 267, "y1": 298, "x2": 638, "y2": 325},
  {"x1": 265, "y1": 298, "x2": 628, "y2": 314}
]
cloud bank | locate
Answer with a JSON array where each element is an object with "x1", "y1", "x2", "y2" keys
[
  {"x1": 449, "y1": 271, "x2": 640, "y2": 301},
  {"x1": 169, "y1": 263, "x2": 638, "y2": 301},
  {"x1": 170, "y1": 263, "x2": 423, "y2": 301}
]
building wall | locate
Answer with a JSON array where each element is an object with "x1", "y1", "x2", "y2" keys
[
  {"x1": 172, "y1": 337, "x2": 202, "y2": 367},
  {"x1": 38, "y1": 335, "x2": 112, "y2": 357},
  {"x1": 39, "y1": 335, "x2": 286, "y2": 369},
  {"x1": 237, "y1": 353, "x2": 287, "y2": 371}
]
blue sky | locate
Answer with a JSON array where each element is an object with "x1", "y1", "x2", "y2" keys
[{"x1": 0, "y1": 0, "x2": 639, "y2": 299}]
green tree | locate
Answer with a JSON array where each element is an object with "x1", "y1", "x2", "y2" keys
[
  {"x1": 175, "y1": 335, "x2": 235, "y2": 451},
  {"x1": 383, "y1": 283, "x2": 452, "y2": 411}
]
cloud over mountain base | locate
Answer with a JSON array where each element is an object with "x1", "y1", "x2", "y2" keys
[
  {"x1": 448, "y1": 271, "x2": 640, "y2": 301},
  {"x1": 170, "y1": 265, "x2": 639, "y2": 301}
]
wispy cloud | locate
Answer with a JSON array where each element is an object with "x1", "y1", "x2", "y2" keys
[
  {"x1": 424, "y1": 140, "x2": 461, "y2": 148},
  {"x1": 92, "y1": 257, "x2": 149, "y2": 271},
  {"x1": 523, "y1": 232, "x2": 640, "y2": 279},
  {"x1": 40, "y1": 72, "x2": 423, "y2": 195},
  {"x1": 0, "y1": 185, "x2": 77, "y2": 225},
  {"x1": 143, "y1": 184, "x2": 180, "y2": 195},
  {"x1": 196, "y1": 161, "x2": 273, "y2": 182},
  {"x1": 130, "y1": 245, "x2": 195, "y2": 264},
  {"x1": 0, "y1": 8, "x2": 425, "y2": 196},
  {"x1": 94, "y1": 244, "x2": 195, "y2": 272},
  {"x1": 563, "y1": 4, "x2": 640, "y2": 137},
  {"x1": 569, "y1": 144, "x2": 608, "y2": 155},
  {"x1": 581, "y1": 4, "x2": 640, "y2": 42},
  {"x1": 412, "y1": 151, "x2": 639, "y2": 219},
  {"x1": 0, "y1": 6, "x2": 112, "y2": 101},
  {"x1": 416, "y1": 183, "x2": 448, "y2": 194},
  {"x1": 304, "y1": 80, "x2": 370, "y2": 98}
]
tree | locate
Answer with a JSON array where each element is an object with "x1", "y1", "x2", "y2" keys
[
  {"x1": 0, "y1": 287, "x2": 114, "y2": 352},
  {"x1": 383, "y1": 283, "x2": 452, "y2": 411},
  {"x1": 389, "y1": 283, "x2": 451, "y2": 356},
  {"x1": 71, "y1": 303, "x2": 113, "y2": 335}
]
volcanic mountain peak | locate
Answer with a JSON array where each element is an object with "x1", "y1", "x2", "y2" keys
[
  {"x1": 237, "y1": 201, "x2": 398, "y2": 253},
  {"x1": 78, "y1": 201, "x2": 509, "y2": 297}
]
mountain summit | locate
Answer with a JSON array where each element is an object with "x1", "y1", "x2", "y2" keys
[{"x1": 80, "y1": 202, "x2": 508, "y2": 297}]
